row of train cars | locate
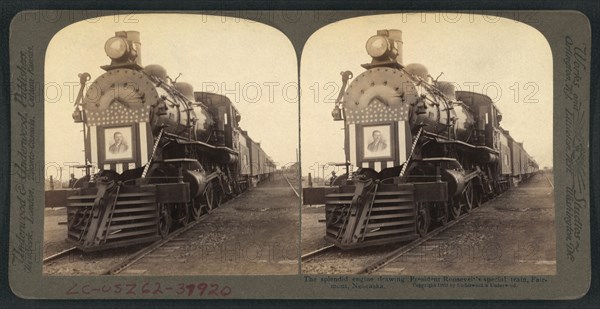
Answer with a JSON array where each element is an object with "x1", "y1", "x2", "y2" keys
[{"x1": 498, "y1": 126, "x2": 539, "y2": 189}]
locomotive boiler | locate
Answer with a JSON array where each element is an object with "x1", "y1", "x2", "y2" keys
[
  {"x1": 60, "y1": 31, "x2": 275, "y2": 251},
  {"x1": 303, "y1": 29, "x2": 538, "y2": 249}
]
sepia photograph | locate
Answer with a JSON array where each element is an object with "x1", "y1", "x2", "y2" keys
[
  {"x1": 103, "y1": 126, "x2": 134, "y2": 161},
  {"x1": 7, "y1": 9, "x2": 591, "y2": 300},
  {"x1": 362, "y1": 124, "x2": 392, "y2": 160},
  {"x1": 300, "y1": 13, "x2": 556, "y2": 276},
  {"x1": 42, "y1": 13, "x2": 300, "y2": 276}
]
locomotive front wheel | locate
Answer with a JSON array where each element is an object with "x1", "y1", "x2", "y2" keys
[
  {"x1": 179, "y1": 203, "x2": 189, "y2": 227},
  {"x1": 416, "y1": 202, "x2": 431, "y2": 237},
  {"x1": 158, "y1": 204, "x2": 172, "y2": 237},
  {"x1": 436, "y1": 202, "x2": 449, "y2": 226},
  {"x1": 449, "y1": 197, "x2": 462, "y2": 220}
]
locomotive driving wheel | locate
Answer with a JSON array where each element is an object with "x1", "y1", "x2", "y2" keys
[
  {"x1": 199, "y1": 182, "x2": 215, "y2": 215},
  {"x1": 158, "y1": 203, "x2": 172, "y2": 237},
  {"x1": 416, "y1": 202, "x2": 431, "y2": 237},
  {"x1": 435, "y1": 201, "x2": 449, "y2": 226},
  {"x1": 463, "y1": 181, "x2": 474, "y2": 213},
  {"x1": 472, "y1": 182, "x2": 482, "y2": 209},
  {"x1": 212, "y1": 182, "x2": 222, "y2": 209},
  {"x1": 449, "y1": 196, "x2": 462, "y2": 220},
  {"x1": 176, "y1": 203, "x2": 190, "y2": 227},
  {"x1": 190, "y1": 198, "x2": 203, "y2": 221}
]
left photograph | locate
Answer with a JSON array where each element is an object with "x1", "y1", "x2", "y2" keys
[{"x1": 43, "y1": 14, "x2": 300, "y2": 275}]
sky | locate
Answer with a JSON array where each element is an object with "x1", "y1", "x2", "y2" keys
[
  {"x1": 44, "y1": 13, "x2": 298, "y2": 181},
  {"x1": 300, "y1": 13, "x2": 553, "y2": 179}
]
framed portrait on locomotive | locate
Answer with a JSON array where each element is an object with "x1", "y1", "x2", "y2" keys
[
  {"x1": 6, "y1": 9, "x2": 592, "y2": 301},
  {"x1": 101, "y1": 125, "x2": 136, "y2": 163},
  {"x1": 360, "y1": 124, "x2": 393, "y2": 161}
]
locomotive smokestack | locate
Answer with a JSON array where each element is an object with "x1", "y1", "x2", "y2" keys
[
  {"x1": 123, "y1": 31, "x2": 142, "y2": 67},
  {"x1": 380, "y1": 29, "x2": 403, "y2": 66}
]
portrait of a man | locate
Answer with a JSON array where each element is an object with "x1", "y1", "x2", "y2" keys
[
  {"x1": 109, "y1": 131, "x2": 129, "y2": 154},
  {"x1": 362, "y1": 125, "x2": 392, "y2": 159},
  {"x1": 367, "y1": 130, "x2": 387, "y2": 153},
  {"x1": 104, "y1": 126, "x2": 134, "y2": 161}
]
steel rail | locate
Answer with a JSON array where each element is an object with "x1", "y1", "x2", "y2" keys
[
  {"x1": 43, "y1": 247, "x2": 78, "y2": 264},
  {"x1": 282, "y1": 172, "x2": 300, "y2": 198},
  {"x1": 101, "y1": 215, "x2": 208, "y2": 275},
  {"x1": 544, "y1": 173, "x2": 554, "y2": 189},
  {"x1": 357, "y1": 213, "x2": 469, "y2": 274},
  {"x1": 301, "y1": 244, "x2": 336, "y2": 262}
]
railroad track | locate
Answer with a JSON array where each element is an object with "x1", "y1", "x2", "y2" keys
[
  {"x1": 363, "y1": 172, "x2": 554, "y2": 274},
  {"x1": 357, "y1": 213, "x2": 469, "y2": 274},
  {"x1": 44, "y1": 186, "x2": 251, "y2": 274},
  {"x1": 301, "y1": 188, "x2": 503, "y2": 274},
  {"x1": 101, "y1": 215, "x2": 209, "y2": 275},
  {"x1": 43, "y1": 208, "x2": 214, "y2": 270},
  {"x1": 300, "y1": 213, "x2": 469, "y2": 274},
  {"x1": 282, "y1": 171, "x2": 300, "y2": 198},
  {"x1": 544, "y1": 173, "x2": 554, "y2": 189},
  {"x1": 42, "y1": 217, "x2": 209, "y2": 272},
  {"x1": 43, "y1": 246, "x2": 78, "y2": 264},
  {"x1": 101, "y1": 184, "x2": 267, "y2": 275},
  {"x1": 303, "y1": 173, "x2": 551, "y2": 274},
  {"x1": 301, "y1": 244, "x2": 336, "y2": 262}
]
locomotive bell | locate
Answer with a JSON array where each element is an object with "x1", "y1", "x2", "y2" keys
[
  {"x1": 144, "y1": 64, "x2": 168, "y2": 80},
  {"x1": 405, "y1": 63, "x2": 429, "y2": 81},
  {"x1": 174, "y1": 82, "x2": 195, "y2": 102}
]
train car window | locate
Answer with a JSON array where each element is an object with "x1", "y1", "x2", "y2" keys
[
  {"x1": 485, "y1": 112, "x2": 489, "y2": 125},
  {"x1": 224, "y1": 112, "x2": 229, "y2": 125}
]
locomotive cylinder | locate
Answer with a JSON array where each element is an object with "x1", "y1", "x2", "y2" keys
[
  {"x1": 183, "y1": 169, "x2": 207, "y2": 198},
  {"x1": 440, "y1": 168, "x2": 466, "y2": 197}
]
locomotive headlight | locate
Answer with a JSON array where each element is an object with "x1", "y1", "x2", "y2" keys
[
  {"x1": 104, "y1": 36, "x2": 129, "y2": 60},
  {"x1": 366, "y1": 35, "x2": 389, "y2": 58}
]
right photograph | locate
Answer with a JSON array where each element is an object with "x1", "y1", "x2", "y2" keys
[{"x1": 300, "y1": 13, "x2": 555, "y2": 275}]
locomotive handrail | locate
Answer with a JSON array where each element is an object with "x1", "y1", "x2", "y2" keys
[
  {"x1": 360, "y1": 182, "x2": 379, "y2": 241},
  {"x1": 399, "y1": 127, "x2": 423, "y2": 177},
  {"x1": 142, "y1": 128, "x2": 165, "y2": 178},
  {"x1": 120, "y1": 176, "x2": 183, "y2": 185},
  {"x1": 103, "y1": 183, "x2": 122, "y2": 243},
  {"x1": 143, "y1": 71, "x2": 210, "y2": 111},
  {"x1": 166, "y1": 133, "x2": 238, "y2": 155},
  {"x1": 425, "y1": 133, "x2": 499, "y2": 154}
]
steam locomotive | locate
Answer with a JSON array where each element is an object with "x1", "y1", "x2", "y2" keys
[
  {"x1": 61, "y1": 31, "x2": 275, "y2": 251},
  {"x1": 302, "y1": 29, "x2": 538, "y2": 249}
]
